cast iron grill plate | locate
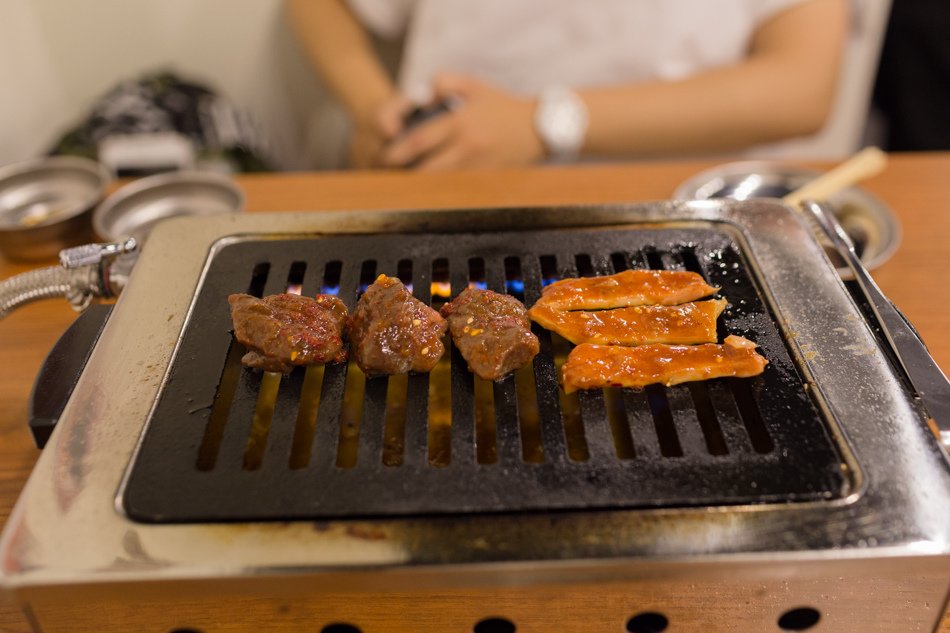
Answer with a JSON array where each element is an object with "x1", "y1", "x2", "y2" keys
[{"x1": 123, "y1": 225, "x2": 847, "y2": 522}]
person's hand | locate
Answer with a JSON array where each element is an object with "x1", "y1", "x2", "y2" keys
[
  {"x1": 348, "y1": 94, "x2": 414, "y2": 168},
  {"x1": 382, "y1": 74, "x2": 546, "y2": 170}
]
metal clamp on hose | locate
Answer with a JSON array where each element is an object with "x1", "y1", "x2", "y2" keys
[{"x1": 0, "y1": 237, "x2": 137, "y2": 319}]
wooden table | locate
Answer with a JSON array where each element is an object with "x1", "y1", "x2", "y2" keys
[{"x1": 1, "y1": 153, "x2": 948, "y2": 632}]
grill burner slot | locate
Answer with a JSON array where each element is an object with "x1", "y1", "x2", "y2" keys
[{"x1": 124, "y1": 227, "x2": 846, "y2": 522}]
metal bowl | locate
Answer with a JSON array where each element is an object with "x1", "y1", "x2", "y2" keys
[
  {"x1": 0, "y1": 156, "x2": 112, "y2": 261},
  {"x1": 93, "y1": 171, "x2": 244, "y2": 244},
  {"x1": 674, "y1": 161, "x2": 902, "y2": 274}
]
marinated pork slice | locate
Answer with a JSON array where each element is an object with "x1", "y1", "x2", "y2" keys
[
  {"x1": 348, "y1": 274, "x2": 447, "y2": 376},
  {"x1": 228, "y1": 293, "x2": 348, "y2": 373},
  {"x1": 534, "y1": 269, "x2": 718, "y2": 311},
  {"x1": 528, "y1": 298, "x2": 726, "y2": 346},
  {"x1": 440, "y1": 287, "x2": 540, "y2": 381},
  {"x1": 561, "y1": 335, "x2": 768, "y2": 393}
]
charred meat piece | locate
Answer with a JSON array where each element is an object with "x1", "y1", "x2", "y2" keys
[
  {"x1": 348, "y1": 274, "x2": 447, "y2": 376},
  {"x1": 528, "y1": 298, "x2": 726, "y2": 346},
  {"x1": 440, "y1": 287, "x2": 540, "y2": 381},
  {"x1": 534, "y1": 269, "x2": 719, "y2": 311},
  {"x1": 561, "y1": 335, "x2": 768, "y2": 393},
  {"x1": 228, "y1": 293, "x2": 348, "y2": 373}
]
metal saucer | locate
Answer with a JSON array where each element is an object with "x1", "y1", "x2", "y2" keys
[
  {"x1": 0, "y1": 156, "x2": 112, "y2": 261},
  {"x1": 93, "y1": 171, "x2": 244, "y2": 245},
  {"x1": 674, "y1": 161, "x2": 901, "y2": 275}
]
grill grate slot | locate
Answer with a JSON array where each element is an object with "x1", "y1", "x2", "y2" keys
[
  {"x1": 125, "y1": 226, "x2": 847, "y2": 522},
  {"x1": 645, "y1": 386, "x2": 684, "y2": 458}
]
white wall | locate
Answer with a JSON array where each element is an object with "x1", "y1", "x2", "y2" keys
[
  {"x1": 0, "y1": 0, "x2": 71, "y2": 165},
  {"x1": 0, "y1": 0, "x2": 343, "y2": 169}
]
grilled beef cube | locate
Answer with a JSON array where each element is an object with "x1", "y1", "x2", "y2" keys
[
  {"x1": 440, "y1": 287, "x2": 539, "y2": 381},
  {"x1": 228, "y1": 293, "x2": 348, "y2": 373},
  {"x1": 348, "y1": 274, "x2": 447, "y2": 376}
]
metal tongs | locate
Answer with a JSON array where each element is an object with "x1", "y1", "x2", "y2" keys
[
  {"x1": 778, "y1": 147, "x2": 950, "y2": 450},
  {"x1": 802, "y1": 199, "x2": 950, "y2": 451}
]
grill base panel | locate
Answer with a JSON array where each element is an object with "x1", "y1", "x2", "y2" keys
[{"x1": 14, "y1": 559, "x2": 950, "y2": 633}]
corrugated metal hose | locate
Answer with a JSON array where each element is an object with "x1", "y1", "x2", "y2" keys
[
  {"x1": 0, "y1": 266, "x2": 98, "y2": 318},
  {"x1": 0, "y1": 238, "x2": 137, "y2": 319}
]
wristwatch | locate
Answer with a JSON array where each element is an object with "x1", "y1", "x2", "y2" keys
[{"x1": 534, "y1": 86, "x2": 589, "y2": 160}]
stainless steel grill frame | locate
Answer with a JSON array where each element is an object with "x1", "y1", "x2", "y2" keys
[{"x1": 2, "y1": 200, "x2": 949, "y2": 632}]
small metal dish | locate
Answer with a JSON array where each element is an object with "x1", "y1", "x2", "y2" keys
[
  {"x1": 674, "y1": 161, "x2": 901, "y2": 274},
  {"x1": 0, "y1": 156, "x2": 112, "y2": 261},
  {"x1": 93, "y1": 171, "x2": 244, "y2": 244}
]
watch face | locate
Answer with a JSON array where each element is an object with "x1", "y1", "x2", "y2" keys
[{"x1": 536, "y1": 87, "x2": 588, "y2": 158}]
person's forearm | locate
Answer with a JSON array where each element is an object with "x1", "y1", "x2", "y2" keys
[
  {"x1": 580, "y1": 61, "x2": 830, "y2": 156},
  {"x1": 579, "y1": 0, "x2": 848, "y2": 156},
  {"x1": 285, "y1": 0, "x2": 396, "y2": 124}
]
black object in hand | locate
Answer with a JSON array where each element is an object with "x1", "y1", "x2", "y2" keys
[{"x1": 403, "y1": 101, "x2": 454, "y2": 131}]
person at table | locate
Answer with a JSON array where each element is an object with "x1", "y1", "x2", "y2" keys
[{"x1": 286, "y1": 0, "x2": 848, "y2": 169}]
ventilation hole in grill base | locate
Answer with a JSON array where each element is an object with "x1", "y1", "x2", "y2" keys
[
  {"x1": 777, "y1": 607, "x2": 821, "y2": 631},
  {"x1": 321, "y1": 623, "x2": 362, "y2": 633},
  {"x1": 473, "y1": 617, "x2": 516, "y2": 633},
  {"x1": 625, "y1": 612, "x2": 669, "y2": 633}
]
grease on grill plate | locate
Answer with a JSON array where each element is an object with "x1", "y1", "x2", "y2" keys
[{"x1": 123, "y1": 227, "x2": 847, "y2": 522}]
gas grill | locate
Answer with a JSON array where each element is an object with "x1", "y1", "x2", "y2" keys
[{"x1": 2, "y1": 200, "x2": 949, "y2": 632}]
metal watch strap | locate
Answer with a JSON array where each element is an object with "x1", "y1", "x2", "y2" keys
[{"x1": 534, "y1": 86, "x2": 589, "y2": 160}]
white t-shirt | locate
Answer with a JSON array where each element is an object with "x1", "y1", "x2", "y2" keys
[{"x1": 347, "y1": 0, "x2": 807, "y2": 103}]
